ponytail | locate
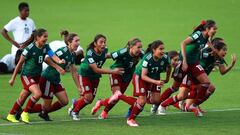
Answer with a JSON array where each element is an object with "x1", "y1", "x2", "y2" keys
[
  {"x1": 60, "y1": 30, "x2": 78, "y2": 46},
  {"x1": 193, "y1": 20, "x2": 216, "y2": 33}
]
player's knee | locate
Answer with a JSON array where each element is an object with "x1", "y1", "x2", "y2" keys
[
  {"x1": 61, "y1": 99, "x2": 69, "y2": 106},
  {"x1": 84, "y1": 94, "x2": 94, "y2": 103},
  {"x1": 177, "y1": 93, "x2": 187, "y2": 100},
  {"x1": 33, "y1": 91, "x2": 42, "y2": 99},
  {"x1": 138, "y1": 97, "x2": 147, "y2": 106}
]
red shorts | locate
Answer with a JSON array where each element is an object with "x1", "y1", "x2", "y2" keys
[
  {"x1": 187, "y1": 62, "x2": 205, "y2": 78},
  {"x1": 39, "y1": 77, "x2": 65, "y2": 99},
  {"x1": 172, "y1": 61, "x2": 186, "y2": 83},
  {"x1": 79, "y1": 75, "x2": 100, "y2": 96},
  {"x1": 109, "y1": 74, "x2": 130, "y2": 94},
  {"x1": 132, "y1": 74, "x2": 161, "y2": 97},
  {"x1": 21, "y1": 75, "x2": 40, "y2": 90}
]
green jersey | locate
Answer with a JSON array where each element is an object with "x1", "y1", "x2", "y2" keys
[
  {"x1": 135, "y1": 52, "x2": 170, "y2": 80},
  {"x1": 42, "y1": 47, "x2": 75, "y2": 84},
  {"x1": 200, "y1": 48, "x2": 225, "y2": 75},
  {"x1": 21, "y1": 42, "x2": 51, "y2": 77},
  {"x1": 180, "y1": 31, "x2": 208, "y2": 64},
  {"x1": 110, "y1": 48, "x2": 144, "y2": 82},
  {"x1": 79, "y1": 48, "x2": 108, "y2": 80}
]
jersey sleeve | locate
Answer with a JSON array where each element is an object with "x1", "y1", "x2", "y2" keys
[
  {"x1": 86, "y1": 49, "x2": 96, "y2": 64},
  {"x1": 4, "y1": 19, "x2": 16, "y2": 32},
  {"x1": 189, "y1": 31, "x2": 201, "y2": 41},
  {"x1": 111, "y1": 48, "x2": 127, "y2": 60},
  {"x1": 22, "y1": 48, "x2": 31, "y2": 59}
]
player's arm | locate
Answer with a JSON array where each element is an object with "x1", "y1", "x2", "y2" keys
[
  {"x1": 219, "y1": 54, "x2": 237, "y2": 75},
  {"x1": 105, "y1": 53, "x2": 112, "y2": 59},
  {"x1": 163, "y1": 65, "x2": 172, "y2": 83},
  {"x1": 89, "y1": 63, "x2": 123, "y2": 75},
  {"x1": 69, "y1": 64, "x2": 82, "y2": 95},
  {"x1": 44, "y1": 56, "x2": 65, "y2": 75},
  {"x1": 141, "y1": 68, "x2": 164, "y2": 86},
  {"x1": 47, "y1": 49, "x2": 65, "y2": 64},
  {"x1": 20, "y1": 34, "x2": 35, "y2": 49},
  {"x1": 181, "y1": 37, "x2": 192, "y2": 71},
  {"x1": 1, "y1": 28, "x2": 20, "y2": 48},
  {"x1": 9, "y1": 55, "x2": 25, "y2": 86}
]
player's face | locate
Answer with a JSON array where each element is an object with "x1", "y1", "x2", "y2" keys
[
  {"x1": 131, "y1": 42, "x2": 142, "y2": 56},
  {"x1": 153, "y1": 44, "x2": 165, "y2": 58},
  {"x1": 37, "y1": 32, "x2": 48, "y2": 46},
  {"x1": 207, "y1": 25, "x2": 217, "y2": 37},
  {"x1": 20, "y1": 7, "x2": 29, "y2": 18},
  {"x1": 71, "y1": 36, "x2": 80, "y2": 51},
  {"x1": 217, "y1": 46, "x2": 227, "y2": 59},
  {"x1": 171, "y1": 56, "x2": 179, "y2": 67},
  {"x1": 95, "y1": 37, "x2": 106, "y2": 53}
]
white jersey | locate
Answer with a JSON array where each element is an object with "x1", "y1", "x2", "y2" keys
[
  {"x1": 42, "y1": 40, "x2": 84, "y2": 70},
  {"x1": 0, "y1": 54, "x2": 15, "y2": 72},
  {"x1": 4, "y1": 16, "x2": 36, "y2": 55}
]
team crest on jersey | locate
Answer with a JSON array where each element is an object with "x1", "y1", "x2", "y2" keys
[
  {"x1": 112, "y1": 52, "x2": 118, "y2": 59},
  {"x1": 160, "y1": 61, "x2": 164, "y2": 65}
]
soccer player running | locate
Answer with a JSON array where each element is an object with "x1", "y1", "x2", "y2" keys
[
  {"x1": 2, "y1": 2, "x2": 36, "y2": 55},
  {"x1": 91, "y1": 38, "x2": 143, "y2": 119},
  {"x1": 30, "y1": 31, "x2": 81, "y2": 121},
  {"x1": 7, "y1": 28, "x2": 65, "y2": 123},
  {"x1": 127, "y1": 40, "x2": 170, "y2": 127},
  {"x1": 68, "y1": 34, "x2": 124, "y2": 121},
  {"x1": 158, "y1": 20, "x2": 217, "y2": 115}
]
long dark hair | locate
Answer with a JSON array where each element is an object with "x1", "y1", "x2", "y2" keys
[
  {"x1": 60, "y1": 30, "x2": 78, "y2": 46},
  {"x1": 193, "y1": 20, "x2": 216, "y2": 33},
  {"x1": 168, "y1": 50, "x2": 179, "y2": 59},
  {"x1": 212, "y1": 37, "x2": 224, "y2": 46},
  {"x1": 87, "y1": 34, "x2": 106, "y2": 50},
  {"x1": 145, "y1": 40, "x2": 164, "y2": 54},
  {"x1": 33, "y1": 28, "x2": 47, "y2": 39}
]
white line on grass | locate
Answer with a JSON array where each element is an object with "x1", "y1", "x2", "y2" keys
[
  {"x1": 0, "y1": 107, "x2": 240, "y2": 127},
  {"x1": 0, "y1": 133, "x2": 24, "y2": 135}
]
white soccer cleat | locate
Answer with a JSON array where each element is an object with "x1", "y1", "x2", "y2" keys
[
  {"x1": 71, "y1": 112, "x2": 80, "y2": 121},
  {"x1": 157, "y1": 105, "x2": 166, "y2": 115},
  {"x1": 127, "y1": 119, "x2": 139, "y2": 127}
]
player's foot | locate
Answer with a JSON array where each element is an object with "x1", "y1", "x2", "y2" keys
[
  {"x1": 108, "y1": 90, "x2": 122, "y2": 103},
  {"x1": 71, "y1": 111, "x2": 80, "y2": 121},
  {"x1": 6, "y1": 114, "x2": 19, "y2": 123},
  {"x1": 15, "y1": 109, "x2": 23, "y2": 120},
  {"x1": 91, "y1": 100, "x2": 101, "y2": 115},
  {"x1": 68, "y1": 99, "x2": 76, "y2": 116},
  {"x1": 157, "y1": 105, "x2": 166, "y2": 115},
  {"x1": 150, "y1": 104, "x2": 158, "y2": 115},
  {"x1": 125, "y1": 107, "x2": 132, "y2": 118},
  {"x1": 198, "y1": 106, "x2": 206, "y2": 114},
  {"x1": 38, "y1": 112, "x2": 52, "y2": 121},
  {"x1": 127, "y1": 119, "x2": 139, "y2": 127},
  {"x1": 98, "y1": 110, "x2": 108, "y2": 119},
  {"x1": 192, "y1": 107, "x2": 204, "y2": 117},
  {"x1": 21, "y1": 111, "x2": 30, "y2": 123}
]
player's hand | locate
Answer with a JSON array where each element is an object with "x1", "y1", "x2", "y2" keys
[
  {"x1": 9, "y1": 78, "x2": 15, "y2": 86},
  {"x1": 112, "y1": 68, "x2": 125, "y2": 75},
  {"x1": 56, "y1": 67, "x2": 65, "y2": 75},
  {"x1": 182, "y1": 61, "x2": 188, "y2": 72},
  {"x1": 12, "y1": 41, "x2": 20, "y2": 48},
  {"x1": 231, "y1": 54, "x2": 237, "y2": 67},
  {"x1": 58, "y1": 59, "x2": 65, "y2": 64},
  {"x1": 155, "y1": 80, "x2": 165, "y2": 87}
]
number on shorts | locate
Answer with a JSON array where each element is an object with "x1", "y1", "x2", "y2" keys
[{"x1": 196, "y1": 65, "x2": 204, "y2": 71}]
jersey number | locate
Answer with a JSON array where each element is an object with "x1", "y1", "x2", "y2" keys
[{"x1": 38, "y1": 56, "x2": 43, "y2": 63}]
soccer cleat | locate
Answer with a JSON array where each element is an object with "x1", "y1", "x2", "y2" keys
[
  {"x1": 198, "y1": 106, "x2": 206, "y2": 114},
  {"x1": 127, "y1": 119, "x2": 139, "y2": 127},
  {"x1": 108, "y1": 90, "x2": 122, "y2": 104},
  {"x1": 192, "y1": 107, "x2": 204, "y2": 117},
  {"x1": 21, "y1": 111, "x2": 30, "y2": 123},
  {"x1": 98, "y1": 110, "x2": 108, "y2": 119},
  {"x1": 68, "y1": 99, "x2": 76, "y2": 116},
  {"x1": 71, "y1": 111, "x2": 80, "y2": 121},
  {"x1": 15, "y1": 109, "x2": 23, "y2": 120},
  {"x1": 157, "y1": 105, "x2": 166, "y2": 115},
  {"x1": 7, "y1": 114, "x2": 19, "y2": 123},
  {"x1": 125, "y1": 107, "x2": 132, "y2": 118},
  {"x1": 150, "y1": 104, "x2": 158, "y2": 115},
  {"x1": 91, "y1": 100, "x2": 102, "y2": 115},
  {"x1": 38, "y1": 112, "x2": 52, "y2": 121}
]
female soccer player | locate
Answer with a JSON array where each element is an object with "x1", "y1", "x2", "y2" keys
[
  {"x1": 127, "y1": 40, "x2": 170, "y2": 127},
  {"x1": 91, "y1": 38, "x2": 143, "y2": 119},
  {"x1": 31, "y1": 31, "x2": 81, "y2": 121},
  {"x1": 69, "y1": 34, "x2": 124, "y2": 120},
  {"x1": 7, "y1": 28, "x2": 65, "y2": 123}
]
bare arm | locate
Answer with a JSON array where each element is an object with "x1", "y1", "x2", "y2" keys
[
  {"x1": 9, "y1": 55, "x2": 25, "y2": 86},
  {"x1": 89, "y1": 63, "x2": 123, "y2": 75},
  {"x1": 105, "y1": 53, "x2": 112, "y2": 59},
  {"x1": 69, "y1": 64, "x2": 81, "y2": 95},
  {"x1": 141, "y1": 68, "x2": 164, "y2": 86},
  {"x1": 1, "y1": 28, "x2": 20, "y2": 48},
  {"x1": 219, "y1": 54, "x2": 237, "y2": 75},
  {"x1": 163, "y1": 65, "x2": 172, "y2": 83},
  {"x1": 44, "y1": 57, "x2": 65, "y2": 75},
  {"x1": 181, "y1": 37, "x2": 193, "y2": 71},
  {"x1": 20, "y1": 34, "x2": 34, "y2": 49},
  {"x1": 51, "y1": 54, "x2": 65, "y2": 64}
]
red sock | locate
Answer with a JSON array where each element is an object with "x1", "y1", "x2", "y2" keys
[
  {"x1": 160, "y1": 87, "x2": 175, "y2": 102},
  {"x1": 9, "y1": 99, "x2": 22, "y2": 115},
  {"x1": 172, "y1": 102, "x2": 180, "y2": 110},
  {"x1": 30, "y1": 104, "x2": 42, "y2": 113},
  {"x1": 195, "y1": 84, "x2": 208, "y2": 105},
  {"x1": 161, "y1": 96, "x2": 179, "y2": 107},
  {"x1": 24, "y1": 96, "x2": 37, "y2": 113},
  {"x1": 100, "y1": 98, "x2": 109, "y2": 107},
  {"x1": 128, "y1": 102, "x2": 144, "y2": 120},
  {"x1": 73, "y1": 98, "x2": 89, "y2": 113},
  {"x1": 48, "y1": 101, "x2": 64, "y2": 113},
  {"x1": 119, "y1": 95, "x2": 136, "y2": 106},
  {"x1": 103, "y1": 100, "x2": 118, "y2": 113}
]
